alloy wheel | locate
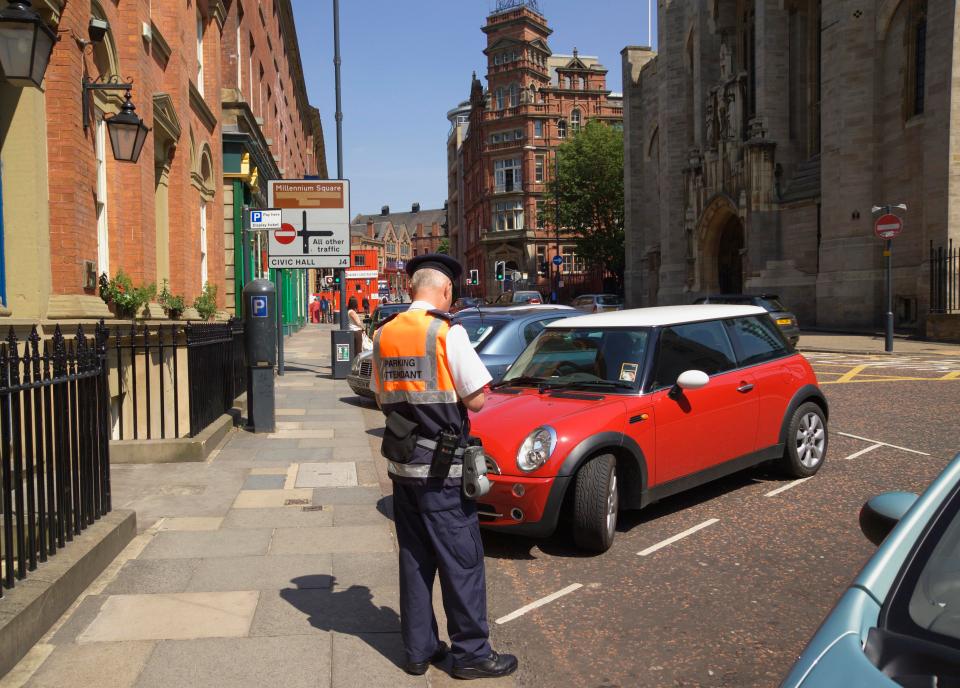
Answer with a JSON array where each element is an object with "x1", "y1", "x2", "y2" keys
[
  {"x1": 795, "y1": 412, "x2": 825, "y2": 468},
  {"x1": 606, "y1": 468, "x2": 618, "y2": 537}
]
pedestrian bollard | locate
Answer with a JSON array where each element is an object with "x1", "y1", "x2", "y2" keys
[{"x1": 243, "y1": 279, "x2": 277, "y2": 433}]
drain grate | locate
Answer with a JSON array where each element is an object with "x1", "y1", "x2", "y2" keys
[
  {"x1": 284, "y1": 498, "x2": 311, "y2": 506},
  {"x1": 301, "y1": 505, "x2": 325, "y2": 512}
]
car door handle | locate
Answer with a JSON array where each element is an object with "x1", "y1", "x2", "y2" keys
[{"x1": 737, "y1": 383, "x2": 754, "y2": 393}]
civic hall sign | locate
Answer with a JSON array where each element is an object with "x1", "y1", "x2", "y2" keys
[{"x1": 267, "y1": 179, "x2": 351, "y2": 268}]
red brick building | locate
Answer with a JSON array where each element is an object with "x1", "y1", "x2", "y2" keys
[{"x1": 456, "y1": 0, "x2": 622, "y2": 299}]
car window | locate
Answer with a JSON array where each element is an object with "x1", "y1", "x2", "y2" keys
[
  {"x1": 495, "y1": 293, "x2": 511, "y2": 304},
  {"x1": 454, "y1": 317, "x2": 500, "y2": 348},
  {"x1": 522, "y1": 317, "x2": 564, "y2": 344},
  {"x1": 728, "y1": 316, "x2": 789, "y2": 365},
  {"x1": 650, "y1": 320, "x2": 737, "y2": 390},
  {"x1": 598, "y1": 295, "x2": 622, "y2": 305}
]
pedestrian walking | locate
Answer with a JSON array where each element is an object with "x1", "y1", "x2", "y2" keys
[
  {"x1": 370, "y1": 254, "x2": 517, "y2": 680},
  {"x1": 309, "y1": 295, "x2": 321, "y2": 324},
  {"x1": 319, "y1": 295, "x2": 329, "y2": 323},
  {"x1": 362, "y1": 294, "x2": 370, "y2": 315}
]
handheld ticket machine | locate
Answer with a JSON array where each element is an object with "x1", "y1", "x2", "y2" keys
[{"x1": 243, "y1": 279, "x2": 277, "y2": 433}]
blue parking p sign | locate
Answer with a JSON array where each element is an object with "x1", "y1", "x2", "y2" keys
[
  {"x1": 251, "y1": 296, "x2": 268, "y2": 318},
  {"x1": 251, "y1": 211, "x2": 263, "y2": 224}
]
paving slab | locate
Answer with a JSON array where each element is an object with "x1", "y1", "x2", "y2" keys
[
  {"x1": 78, "y1": 591, "x2": 260, "y2": 642},
  {"x1": 250, "y1": 586, "x2": 401, "y2": 637},
  {"x1": 134, "y1": 635, "x2": 331, "y2": 688},
  {"x1": 139, "y1": 529, "x2": 272, "y2": 560},
  {"x1": 248, "y1": 466, "x2": 289, "y2": 475},
  {"x1": 186, "y1": 554, "x2": 333, "y2": 592},
  {"x1": 24, "y1": 641, "x2": 156, "y2": 688},
  {"x1": 48, "y1": 595, "x2": 110, "y2": 645},
  {"x1": 103, "y1": 558, "x2": 202, "y2": 595},
  {"x1": 242, "y1": 474, "x2": 287, "y2": 490},
  {"x1": 157, "y1": 517, "x2": 223, "y2": 531},
  {"x1": 331, "y1": 632, "x2": 425, "y2": 687},
  {"x1": 312, "y1": 486, "x2": 383, "y2": 505},
  {"x1": 267, "y1": 429, "x2": 335, "y2": 440},
  {"x1": 232, "y1": 488, "x2": 314, "y2": 509},
  {"x1": 218, "y1": 447, "x2": 334, "y2": 463},
  {"x1": 295, "y1": 462, "x2": 358, "y2": 488},
  {"x1": 221, "y1": 506, "x2": 332, "y2": 529},
  {"x1": 332, "y1": 552, "x2": 397, "y2": 590},
  {"x1": 331, "y1": 503, "x2": 390, "y2": 527},
  {"x1": 299, "y1": 438, "x2": 371, "y2": 449},
  {"x1": 275, "y1": 408, "x2": 307, "y2": 415},
  {"x1": 270, "y1": 526, "x2": 393, "y2": 555}
]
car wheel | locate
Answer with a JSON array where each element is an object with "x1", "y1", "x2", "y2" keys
[
  {"x1": 780, "y1": 402, "x2": 828, "y2": 478},
  {"x1": 572, "y1": 454, "x2": 618, "y2": 553}
]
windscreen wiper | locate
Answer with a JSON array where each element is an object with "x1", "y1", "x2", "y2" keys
[
  {"x1": 559, "y1": 379, "x2": 636, "y2": 391},
  {"x1": 491, "y1": 376, "x2": 559, "y2": 391}
]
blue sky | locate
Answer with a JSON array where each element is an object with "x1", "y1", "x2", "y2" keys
[{"x1": 290, "y1": 0, "x2": 655, "y2": 217}]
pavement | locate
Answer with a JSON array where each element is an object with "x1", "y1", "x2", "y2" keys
[
  {"x1": 797, "y1": 330, "x2": 960, "y2": 355},
  {"x1": 1, "y1": 324, "x2": 514, "y2": 688}
]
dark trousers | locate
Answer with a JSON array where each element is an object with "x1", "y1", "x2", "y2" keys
[{"x1": 392, "y1": 480, "x2": 492, "y2": 664}]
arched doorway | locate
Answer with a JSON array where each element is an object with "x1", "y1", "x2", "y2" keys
[{"x1": 717, "y1": 216, "x2": 744, "y2": 293}]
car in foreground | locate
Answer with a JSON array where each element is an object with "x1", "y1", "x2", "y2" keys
[
  {"x1": 347, "y1": 306, "x2": 576, "y2": 398},
  {"x1": 782, "y1": 452, "x2": 960, "y2": 687},
  {"x1": 571, "y1": 294, "x2": 624, "y2": 313},
  {"x1": 489, "y1": 290, "x2": 544, "y2": 305},
  {"x1": 693, "y1": 294, "x2": 800, "y2": 347},
  {"x1": 469, "y1": 304, "x2": 828, "y2": 552}
]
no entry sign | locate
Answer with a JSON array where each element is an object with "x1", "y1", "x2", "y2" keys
[
  {"x1": 274, "y1": 223, "x2": 298, "y2": 245},
  {"x1": 874, "y1": 213, "x2": 902, "y2": 239}
]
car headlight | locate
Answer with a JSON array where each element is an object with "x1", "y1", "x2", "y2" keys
[
  {"x1": 516, "y1": 426, "x2": 557, "y2": 472},
  {"x1": 350, "y1": 355, "x2": 364, "y2": 373}
]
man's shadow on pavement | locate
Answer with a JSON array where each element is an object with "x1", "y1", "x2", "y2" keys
[{"x1": 281, "y1": 575, "x2": 408, "y2": 670}]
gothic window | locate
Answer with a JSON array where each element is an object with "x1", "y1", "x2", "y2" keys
[
  {"x1": 571, "y1": 109, "x2": 581, "y2": 133},
  {"x1": 509, "y1": 83, "x2": 520, "y2": 107},
  {"x1": 564, "y1": 75, "x2": 572, "y2": 89},
  {"x1": 908, "y1": 1, "x2": 928, "y2": 117},
  {"x1": 738, "y1": 1, "x2": 757, "y2": 134},
  {"x1": 557, "y1": 119, "x2": 567, "y2": 139}
]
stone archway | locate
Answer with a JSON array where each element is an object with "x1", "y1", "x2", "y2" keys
[{"x1": 696, "y1": 193, "x2": 744, "y2": 293}]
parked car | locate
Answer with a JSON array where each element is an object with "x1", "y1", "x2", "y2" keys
[
  {"x1": 571, "y1": 294, "x2": 624, "y2": 313},
  {"x1": 347, "y1": 306, "x2": 576, "y2": 398},
  {"x1": 451, "y1": 296, "x2": 484, "y2": 313},
  {"x1": 365, "y1": 302, "x2": 408, "y2": 338},
  {"x1": 469, "y1": 304, "x2": 828, "y2": 552},
  {"x1": 781, "y1": 452, "x2": 960, "y2": 687},
  {"x1": 693, "y1": 294, "x2": 800, "y2": 347},
  {"x1": 489, "y1": 290, "x2": 544, "y2": 305}
]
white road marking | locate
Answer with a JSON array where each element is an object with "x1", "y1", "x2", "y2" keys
[
  {"x1": 764, "y1": 478, "x2": 812, "y2": 497},
  {"x1": 495, "y1": 583, "x2": 583, "y2": 625},
  {"x1": 637, "y1": 518, "x2": 719, "y2": 557},
  {"x1": 838, "y1": 432, "x2": 930, "y2": 456},
  {"x1": 843, "y1": 443, "x2": 883, "y2": 461}
]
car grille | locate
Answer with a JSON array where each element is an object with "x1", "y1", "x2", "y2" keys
[
  {"x1": 477, "y1": 503, "x2": 501, "y2": 521},
  {"x1": 358, "y1": 359, "x2": 372, "y2": 378}
]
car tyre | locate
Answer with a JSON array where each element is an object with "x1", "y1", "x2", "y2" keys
[
  {"x1": 572, "y1": 454, "x2": 618, "y2": 553},
  {"x1": 780, "y1": 402, "x2": 828, "y2": 478}
]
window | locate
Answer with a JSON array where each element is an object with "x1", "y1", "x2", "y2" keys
[
  {"x1": 571, "y1": 109, "x2": 581, "y2": 133},
  {"x1": 514, "y1": 129, "x2": 523, "y2": 140},
  {"x1": 236, "y1": 23, "x2": 242, "y2": 90},
  {"x1": 494, "y1": 53, "x2": 502, "y2": 66},
  {"x1": 493, "y1": 201, "x2": 524, "y2": 231},
  {"x1": 536, "y1": 245, "x2": 546, "y2": 266},
  {"x1": 196, "y1": 11, "x2": 205, "y2": 95},
  {"x1": 523, "y1": 318, "x2": 563, "y2": 344},
  {"x1": 535, "y1": 155, "x2": 544, "y2": 183},
  {"x1": 95, "y1": 113, "x2": 109, "y2": 277},
  {"x1": 494, "y1": 158, "x2": 521, "y2": 193},
  {"x1": 509, "y1": 83, "x2": 519, "y2": 107},
  {"x1": 354, "y1": 254, "x2": 366, "y2": 266},
  {"x1": 650, "y1": 321, "x2": 737, "y2": 390},
  {"x1": 491, "y1": 132, "x2": 502, "y2": 143},
  {"x1": 533, "y1": 200, "x2": 541, "y2": 227},
  {"x1": 496, "y1": 87, "x2": 504, "y2": 110},
  {"x1": 248, "y1": 35, "x2": 255, "y2": 105},
  {"x1": 912, "y1": 7, "x2": 927, "y2": 116},
  {"x1": 557, "y1": 119, "x2": 567, "y2": 139},
  {"x1": 199, "y1": 201, "x2": 208, "y2": 287},
  {"x1": 400, "y1": 243, "x2": 409, "y2": 256},
  {"x1": 386, "y1": 242, "x2": 396, "y2": 254},
  {"x1": 578, "y1": 77, "x2": 585, "y2": 90},
  {"x1": 534, "y1": 120, "x2": 543, "y2": 138},
  {"x1": 727, "y1": 316, "x2": 789, "y2": 365},
  {"x1": 561, "y1": 245, "x2": 584, "y2": 273},
  {"x1": 564, "y1": 76, "x2": 571, "y2": 89}
]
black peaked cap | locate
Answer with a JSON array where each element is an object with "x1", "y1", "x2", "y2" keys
[{"x1": 405, "y1": 253, "x2": 463, "y2": 281}]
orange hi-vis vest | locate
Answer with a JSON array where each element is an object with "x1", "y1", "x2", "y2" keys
[{"x1": 372, "y1": 309, "x2": 468, "y2": 468}]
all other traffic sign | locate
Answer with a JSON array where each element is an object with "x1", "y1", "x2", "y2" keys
[
  {"x1": 267, "y1": 179, "x2": 351, "y2": 269},
  {"x1": 874, "y1": 213, "x2": 902, "y2": 239}
]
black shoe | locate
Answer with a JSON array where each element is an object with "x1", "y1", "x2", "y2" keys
[
  {"x1": 403, "y1": 641, "x2": 449, "y2": 676},
  {"x1": 451, "y1": 651, "x2": 518, "y2": 680}
]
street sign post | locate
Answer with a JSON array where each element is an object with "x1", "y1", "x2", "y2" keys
[
  {"x1": 872, "y1": 204, "x2": 906, "y2": 353},
  {"x1": 267, "y1": 179, "x2": 351, "y2": 269},
  {"x1": 250, "y1": 209, "x2": 282, "y2": 231}
]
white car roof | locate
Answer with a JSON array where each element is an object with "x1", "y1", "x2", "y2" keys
[{"x1": 546, "y1": 304, "x2": 767, "y2": 328}]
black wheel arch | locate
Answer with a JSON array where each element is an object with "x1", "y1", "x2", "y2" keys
[
  {"x1": 778, "y1": 385, "x2": 829, "y2": 447},
  {"x1": 557, "y1": 432, "x2": 648, "y2": 510}
]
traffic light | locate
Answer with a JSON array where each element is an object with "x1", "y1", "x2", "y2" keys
[
  {"x1": 469, "y1": 269, "x2": 479, "y2": 285},
  {"x1": 495, "y1": 261, "x2": 505, "y2": 282},
  {"x1": 539, "y1": 261, "x2": 549, "y2": 277},
  {"x1": 333, "y1": 273, "x2": 341, "y2": 286}
]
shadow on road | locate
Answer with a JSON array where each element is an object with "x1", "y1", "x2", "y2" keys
[{"x1": 282, "y1": 575, "x2": 406, "y2": 669}]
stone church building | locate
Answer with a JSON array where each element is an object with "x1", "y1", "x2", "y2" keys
[{"x1": 622, "y1": 0, "x2": 959, "y2": 336}]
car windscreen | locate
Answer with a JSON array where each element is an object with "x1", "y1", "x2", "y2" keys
[
  {"x1": 501, "y1": 327, "x2": 649, "y2": 390},
  {"x1": 454, "y1": 317, "x2": 500, "y2": 349},
  {"x1": 597, "y1": 295, "x2": 623, "y2": 305}
]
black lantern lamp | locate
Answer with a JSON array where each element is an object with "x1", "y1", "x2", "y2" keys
[
  {"x1": 0, "y1": 0, "x2": 59, "y2": 89},
  {"x1": 82, "y1": 78, "x2": 151, "y2": 163},
  {"x1": 105, "y1": 90, "x2": 149, "y2": 162}
]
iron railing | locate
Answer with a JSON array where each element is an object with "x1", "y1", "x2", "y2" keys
[
  {"x1": 930, "y1": 240, "x2": 959, "y2": 314},
  {"x1": 0, "y1": 323, "x2": 111, "y2": 596},
  {"x1": 112, "y1": 320, "x2": 245, "y2": 441}
]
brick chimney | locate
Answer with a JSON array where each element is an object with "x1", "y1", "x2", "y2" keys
[
  {"x1": 381, "y1": 205, "x2": 389, "y2": 215},
  {"x1": 432, "y1": 222, "x2": 440, "y2": 237},
  {"x1": 367, "y1": 220, "x2": 375, "y2": 238},
  {"x1": 412, "y1": 202, "x2": 420, "y2": 213}
]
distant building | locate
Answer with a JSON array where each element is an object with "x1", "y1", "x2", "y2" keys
[
  {"x1": 455, "y1": 0, "x2": 623, "y2": 299},
  {"x1": 447, "y1": 100, "x2": 471, "y2": 269},
  {"x1": 622, "y1": 0, "x2": 959, "y2": 337}
]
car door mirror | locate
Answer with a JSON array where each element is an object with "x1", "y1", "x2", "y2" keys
[
  {"x1": 669, "y1": 370, "x2": 709, "y2": 399},
  {"x1": 860, "y1": 492, "x2": 918, "y2": 546}
]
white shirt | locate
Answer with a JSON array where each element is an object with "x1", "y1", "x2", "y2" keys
[{"x1": 370, "y1": 300, "x2": 492, "y2": 397}]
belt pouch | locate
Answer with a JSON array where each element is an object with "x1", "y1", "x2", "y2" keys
[
  {"x1": 429, "y1": 431, "x2": 460, "y2": 479},
  {"x1": 381, "y1": 412, "x2": 419, "y2": 463}
]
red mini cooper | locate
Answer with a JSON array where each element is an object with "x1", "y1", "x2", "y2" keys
[{"x1": 470, "y1": 305, "x2": 828, "y2": 552}]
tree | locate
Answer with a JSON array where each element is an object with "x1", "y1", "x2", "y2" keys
[
  {"x1": 437, "y1": 238, "x2": 450, "y2": 255},
  {"x1": 540, "y1": 121, "x2": 625, "y2": 288}
]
